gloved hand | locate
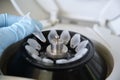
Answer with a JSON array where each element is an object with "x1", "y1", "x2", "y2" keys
[{"x1": 0, "y1": 13, "x2": 43, "y2": 55}]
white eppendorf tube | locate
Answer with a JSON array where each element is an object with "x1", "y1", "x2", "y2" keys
[
  {"x1": 36, "y1": 0, "x2": 59, "y2": 26},
  {"x1": 24, "y1": 12, "x2": 47, "y2": 42}
]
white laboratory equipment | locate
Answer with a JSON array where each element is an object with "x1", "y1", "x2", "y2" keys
[{"x1": 0, "y1": 0, "x2": 120, "y2": 80}]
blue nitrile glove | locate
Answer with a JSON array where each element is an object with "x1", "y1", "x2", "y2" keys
[
  {"x1": 0, "y1": 13, "x2": 22, "y2": 28},
  {"x1": 0, "y1": 13, "x2": 43, "y2": 55}
]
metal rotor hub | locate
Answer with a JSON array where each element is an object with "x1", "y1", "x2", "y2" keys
[{"x1": 46, "y1": 37, "x2": 68, "y2": 59}]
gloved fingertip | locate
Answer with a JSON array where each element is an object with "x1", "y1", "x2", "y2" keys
[{"x1": 0, "y1": 13, "x2": 6, "y2": 27}]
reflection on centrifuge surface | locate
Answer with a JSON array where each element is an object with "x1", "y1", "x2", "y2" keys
[{"x1": 0, "y1": 29, "x2": 113, "y2": 80}]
